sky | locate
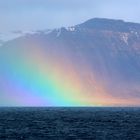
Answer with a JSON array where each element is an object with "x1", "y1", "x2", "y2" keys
[{"x1": 0, "y1": 0, "x2": 140, "y2": 33}]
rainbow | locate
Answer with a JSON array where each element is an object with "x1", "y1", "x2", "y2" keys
[
  {"x1": 0, "y1": 40, "x2": 105, "y2": 106},
  {"x1": 0, "y1": 39, "x2": 139, "y2": 106}
]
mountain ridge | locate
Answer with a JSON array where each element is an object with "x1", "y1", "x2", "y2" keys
[{"x1": 0, "y1": 18, "x2": 140, "y2": 106}]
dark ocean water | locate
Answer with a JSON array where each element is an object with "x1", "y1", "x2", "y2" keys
[{"x1": 0, "y1": 107, "x2": 140, "y2": 140}]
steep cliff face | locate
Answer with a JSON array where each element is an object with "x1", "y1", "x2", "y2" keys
[{"x1": 0, "y1": 18, "x2": 140, "y2": 106}]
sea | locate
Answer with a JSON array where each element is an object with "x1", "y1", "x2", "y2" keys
[{"x1": 0, "y1": 107, "x2": 140, "y2": 140}]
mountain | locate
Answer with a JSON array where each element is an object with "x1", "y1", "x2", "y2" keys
[{"x1": 0, "y1": 18, "x2": 140, "y2": 106}]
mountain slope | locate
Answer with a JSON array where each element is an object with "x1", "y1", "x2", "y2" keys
[{"x1": 0, "y1": 18, "x2": 140, "y2": 106}]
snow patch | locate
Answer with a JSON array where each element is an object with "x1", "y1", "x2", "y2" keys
[
  {"x1": 135, "y1": 32, "x2": 139, "y2": 38},
  {"x1": 66, "y1": 26, "x2": 75, "y2": 32},
  {"x1": 130, "y1": 31, "x2": 140, "y2": 38},
  {"x1": 120, "y1": 33, "x2": 129, "y2": 45}
]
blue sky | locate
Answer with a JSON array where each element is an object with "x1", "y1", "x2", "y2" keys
[{"x1": 0, "y1": 0, "x2": 140, "y2": 32}]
